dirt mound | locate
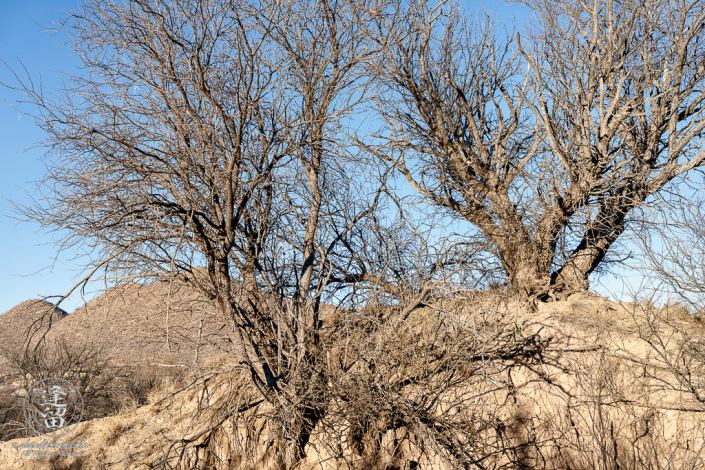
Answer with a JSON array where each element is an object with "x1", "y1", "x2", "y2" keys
[{"x1": 1, "y1": 294, "x2": 703, "y2": 469}]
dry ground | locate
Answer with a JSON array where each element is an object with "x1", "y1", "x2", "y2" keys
[{"x1": 0, "y1": 291, "x2": 703, "y2": 469}]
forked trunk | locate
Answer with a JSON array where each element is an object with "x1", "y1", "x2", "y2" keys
[{"x1": 503, "y1": 245, "x2": 593, "y2": 301}]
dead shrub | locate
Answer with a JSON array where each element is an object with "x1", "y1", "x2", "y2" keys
[
  {"x1": 116, "y1": 364, "x2": 179, "y2": 408},
  {"x1": 0, "y1": 338, "x2": 127, "y2": 439}
]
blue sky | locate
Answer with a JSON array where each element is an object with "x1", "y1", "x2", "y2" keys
[
  {"x1": 0, "y1": 0, "x2": 84, "y2": 314},
  {"x1": 0, "y1": 0, "x2": 645, "y2": 315}
]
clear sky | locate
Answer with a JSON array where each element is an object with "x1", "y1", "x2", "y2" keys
[
  {"x1": 0, "y1": 0, "x2": 85, "y2": 314},
  {"x1": 0, "y1": 0, "x2": 644, "y2": 315}
]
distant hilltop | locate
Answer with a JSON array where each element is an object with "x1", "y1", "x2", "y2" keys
[{"x1": 0, "y1": 280, "x2": 231, "y2": 370}]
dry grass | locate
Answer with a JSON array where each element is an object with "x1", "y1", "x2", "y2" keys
[{"x1": 1, "y1": 290, "x2": 705, "y2": 469}]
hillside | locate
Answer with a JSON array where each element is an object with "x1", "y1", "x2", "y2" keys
[
  {"x1": 0, "y1": 293, "x2": 703, "y2": 469},
  {"x1": 0, "y1": 299, "x2": 68, "y2": 349},
  {"x1": 0, "y1": 300, "x2": 68, "y2": 374},
  {"x1": 42, "y1": 281, "x2": 232, "y2": 366},
  {"x1": 0, "y1": 280, "x2": 231, "y2": 371}
]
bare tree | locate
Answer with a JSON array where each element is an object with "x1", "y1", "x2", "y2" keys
[
  {"x1": 5, "y1": 0, "x2": 391, "y2": 464},
  {"x1": 0, "y1": 338, "x2": 125, "y2": 440},
  {"x1": 10, "y1": 0, "x2": 705, "y2": 466},
  {"x1": 367, "y1": 0, "x2": 705, "y2": 300}
]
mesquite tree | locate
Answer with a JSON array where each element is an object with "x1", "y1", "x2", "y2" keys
[
  {"x1": 7, "y1": 0, "x2": 389, "y2": 464},
  {"x1": 369, "y1": 0, "x2": 705, "y2": 300}
]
